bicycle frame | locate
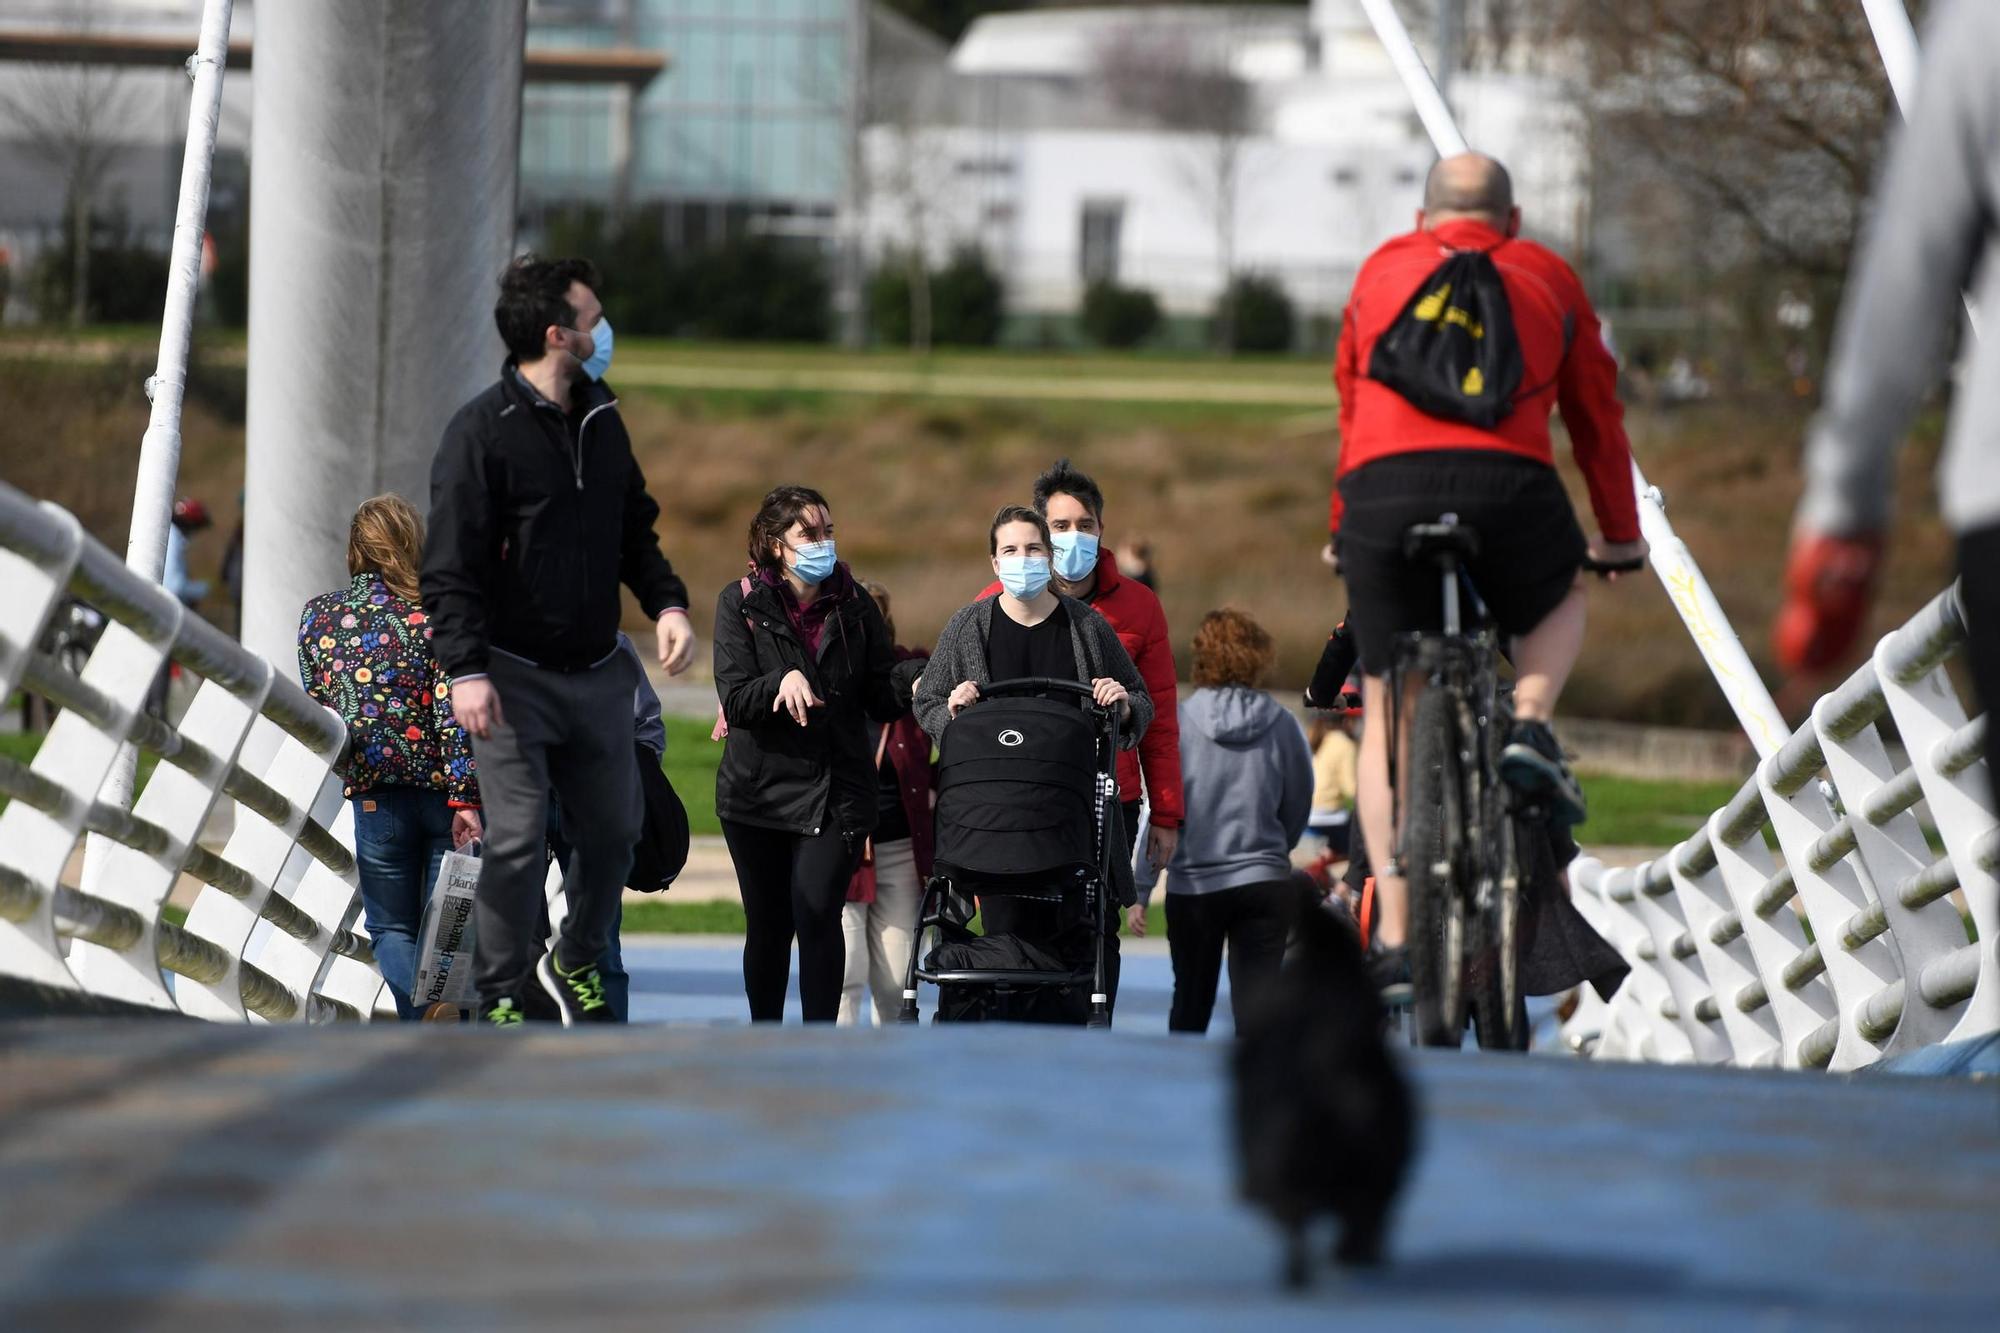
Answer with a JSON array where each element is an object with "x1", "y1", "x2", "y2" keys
[{"x1": 1382, "y1": 516, "x2": 1527, "y2": 1047}]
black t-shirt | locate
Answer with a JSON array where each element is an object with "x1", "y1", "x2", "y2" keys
[{"x1": 985, "y1": 601, "x2": 1079, "y2": 687}]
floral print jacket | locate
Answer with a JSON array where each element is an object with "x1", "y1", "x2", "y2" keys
[{"x1": 297, "y1": 573, "x2": 479, "y2": 807}]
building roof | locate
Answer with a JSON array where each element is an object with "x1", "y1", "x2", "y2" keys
[{"x1": 953, "y1": 6, "x2": 1313, "y2": 82}]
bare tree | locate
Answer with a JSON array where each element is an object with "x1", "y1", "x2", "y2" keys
[
  {"x1": 0, "y1": 1, "x2": 135, "y2": 325},
  {"x1": 862, "y1": 30, "x2": 960, "y2": 353},
  {"x1": 1548, "y1": 0, "x2": 1895, "y2": 283},
  {"x1": 1095, "y1": 20, "x2": 1259, "y2": 352}
]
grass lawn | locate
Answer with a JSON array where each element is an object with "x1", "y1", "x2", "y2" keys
[
  {"x1": 659, "y1": 715, "x2": 721, "y2": 835},
  {"x1": 1577, "y1": 771, "x2": 1746, "y2": 848}
]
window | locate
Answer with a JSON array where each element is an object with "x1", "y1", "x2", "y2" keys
[{"x1": 1079, "y1": 199, "x2": 1124, "y2": 285}]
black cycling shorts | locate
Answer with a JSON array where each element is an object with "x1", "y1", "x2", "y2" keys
[{"x1": 1335, "y1": 450, "x2": 1587, "y2": 674}]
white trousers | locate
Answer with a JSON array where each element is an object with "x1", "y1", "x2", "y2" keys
[{"x1": 839, "y1": 837, "x2": 922, "y2": 1027}]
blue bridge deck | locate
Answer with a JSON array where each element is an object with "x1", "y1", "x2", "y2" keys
[{"x1": 1, "y1": 1005, "x2": 1995, "y2": 1330}]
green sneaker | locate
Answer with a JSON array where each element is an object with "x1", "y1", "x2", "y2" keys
[
  {"x1": 480, "y1": 996, "x2": 525, "y2": 1028},
  {"x1": 536, "y1": 950, "x2": 614, "y2": 1027}
]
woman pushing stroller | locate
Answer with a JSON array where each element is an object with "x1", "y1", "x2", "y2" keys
[{"x1": 914, "y1": 505, "x2": 1153, "y2": 1008}]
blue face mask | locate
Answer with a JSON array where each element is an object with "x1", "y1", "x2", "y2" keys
[
  {"x1": 1050, "y1": 531, "x2": 1099, "y2": 582},
  {"x1": 996, "y1": 555, "x2": 1052, "y2": 601},
  {"x1": 788, "y1": 539, "x2": 837, "y2": 586},
  {"x1": 579, "y1": 317, "x2": 614, "y2": 381}
]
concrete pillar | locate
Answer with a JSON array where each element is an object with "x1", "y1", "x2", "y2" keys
[{"x1": 242, "y1": 0, "x2": 526, "y2": 667}]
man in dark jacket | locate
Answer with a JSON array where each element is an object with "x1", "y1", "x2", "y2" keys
[{"x1": 421, "y1": 256, "x2": 695, "y2": 1027}]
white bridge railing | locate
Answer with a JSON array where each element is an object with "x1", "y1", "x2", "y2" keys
[
  {"x1": 0, "y1": 480, "x2": 386, "y2": 1021},
  {"x1": 1564, "y1": 584, "x2": 1997, "y2": 1070}
]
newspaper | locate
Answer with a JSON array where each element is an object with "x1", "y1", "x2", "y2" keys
[{"x1": 411, "y1": 844, "x2": 481, "y2": 1011}]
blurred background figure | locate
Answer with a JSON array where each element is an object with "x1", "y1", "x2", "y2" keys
[
  {"x1": 1779, "y1": 0, "x2": 2000, "y2": 796},
  {"x1": 839, "y1": 580, "x2": 937, "y2": 1027},
  {"x1": 164, "y1": 495, "x2": 212, "y2": 609},
  {"x1": 220, "y1": 489, "x2": 245, "y2": 636},
  {"x1": 1304, "y1": 709, "x2": 1357, "y2": 859},
  {"x1": 1115, "y1": 535, "x2": 1157, "y2": 593}
]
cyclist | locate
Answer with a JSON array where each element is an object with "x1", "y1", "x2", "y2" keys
[{"x1": 1330, "y1": 152, "x2": 1646, "y2": 988}]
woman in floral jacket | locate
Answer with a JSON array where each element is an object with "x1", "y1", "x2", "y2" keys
[{"x1": 298, "y1": 495, "x2": 479, "y2": 1018}]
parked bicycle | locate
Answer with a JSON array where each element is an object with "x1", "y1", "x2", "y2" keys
[{"x1": 1387, "y1": 515, "x2": 1640, "y2": 1050}]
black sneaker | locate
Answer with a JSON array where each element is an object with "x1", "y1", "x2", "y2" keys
[
  {"x1": 1500, "y1": 719, "x2": 1587, "y2": 827},
  {"x1": 536, "y1": 950, "x2": 615, "y2": 1027},
  {"x1": 1369, "y1": 943, "x2": 1412, "y2": 1007}
]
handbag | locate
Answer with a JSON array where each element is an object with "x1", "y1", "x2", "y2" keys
[{"x1": 626, "y1": 741, "x2": 690, "y2": 892}]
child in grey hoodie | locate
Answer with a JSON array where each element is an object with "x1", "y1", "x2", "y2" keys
[{"x1": 1137, "y1": 610, "x2": 1314, "y2": 1034}]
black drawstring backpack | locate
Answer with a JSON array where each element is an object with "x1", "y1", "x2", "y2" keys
[{"x1": 1365, "y1": 245, "x2": 1526, "y2": 428}]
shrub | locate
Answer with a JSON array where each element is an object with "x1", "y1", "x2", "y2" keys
[
  {"x1": 870, "y1": 246, "x2": 1005, "y2": 348},
  {"x1": 928, "y1": 247, "x2": 1004, "y2": 346},
  {"x1": 1080, "y1": 280, "x2": 1161, "y2": 349},
  {"x1": 1219, "y1": 272, "x2": 1295, "y2": 353},
  {"x1": 31, "y1": 209, "x2": 169, "y2": 324},
  {"x1": 687, "y1": 236, "x2": 830, "y2": 342}
]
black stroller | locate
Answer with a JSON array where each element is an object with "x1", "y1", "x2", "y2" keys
[{"x1": 897, "y1": 678, "x2": 1121, "y2": 1029}]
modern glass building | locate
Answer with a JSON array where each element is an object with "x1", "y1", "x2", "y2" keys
[{"x1": 522, "y1": 0, "x2": 857, "y2": 244}]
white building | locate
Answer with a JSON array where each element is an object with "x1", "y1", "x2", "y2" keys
[{"x1": 863, "y1": 0, "x2": 1588, "y2": 333}]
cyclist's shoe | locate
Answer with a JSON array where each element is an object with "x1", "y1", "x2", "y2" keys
[
  {"x1": 1500, "y1": 719, "x2": 1587, "y2": 827},
  {"x1": 1368, "y1": 943, "x2": 1412, "y2": 1007},
  {"x1": 536, "y1": 949, "x2": 616, "y2": 1026}
]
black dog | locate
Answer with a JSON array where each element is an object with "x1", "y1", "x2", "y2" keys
[{"x1": 1232, "y1": 886, "x2": 1418, "y2": 1286}]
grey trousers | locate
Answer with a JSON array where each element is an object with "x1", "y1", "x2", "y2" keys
[{"x1": 469, "y1": 649, "x2": 642, "y2": 1001}]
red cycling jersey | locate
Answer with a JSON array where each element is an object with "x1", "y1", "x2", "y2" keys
[{"x1": 1330, "y1": 218, "x2": 1640, "y2": 544}]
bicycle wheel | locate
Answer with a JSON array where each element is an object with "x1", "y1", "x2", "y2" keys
[
  {"x1": 1470, "y1": 808, "x2": 1528, "y2": 1052},
  {"x1": 1403, "y1": 685, "x2": 1468, "y2": 1047}
]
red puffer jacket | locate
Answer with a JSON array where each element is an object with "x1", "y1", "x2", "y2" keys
[{"x1": 977, "y1": 550, "x2": 1184, "y2": 830}]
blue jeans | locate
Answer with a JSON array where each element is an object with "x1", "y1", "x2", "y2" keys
[
  {"x1": 351, "y1": 786, "x2": 454, "y2": 1020},
  {"x1": 547, "y1": 794, "x2": 630, "y2": 1021}
]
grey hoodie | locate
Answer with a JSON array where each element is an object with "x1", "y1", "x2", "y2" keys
[
  {"x1": 1799, "y1": 0, "x2": 2000, "y2": 537},
  {"x1": 1136, "y1": 686, "x2": 1314, "y2": 906}
]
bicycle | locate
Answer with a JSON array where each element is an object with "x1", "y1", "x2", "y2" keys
[{"x1": 1385, "y1": 515, "x2": 1640, "y2": 1051}]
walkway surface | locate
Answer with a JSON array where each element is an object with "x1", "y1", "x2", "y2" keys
[{"x1": 2, "y1": 987, "x2": 1995, "y2": 1329}]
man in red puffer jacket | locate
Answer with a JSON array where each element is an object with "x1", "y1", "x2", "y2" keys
[{"x1": 977, "y1": 459, "x2": 1185, "y2": 947}]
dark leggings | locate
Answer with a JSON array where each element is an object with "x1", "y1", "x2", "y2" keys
[
  {"x1": 1165, "y1": 880, "x2": 1294, "y2": 1035},
  {"x1": 722, "y1": 820, "x2": 861, "y2": 1022}
]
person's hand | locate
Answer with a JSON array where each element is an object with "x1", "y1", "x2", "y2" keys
[
  {"x1": 452, "y1": 677, "x2": 503, "y2": 740},
  {"x1": 1125, "y1": 903, "x2": 1148, "y2": 936},
  {"x1": 1774, "y1": 529, "x2": 1885, "y2": 674},
  {"x1": 1585, "y1": 536, "x2": 1650, "y2": 582},
  {"x1": 450, "y1": 808, "x2": 482, "y2": 849},
  {"x1": 1090, "y1": 677, "x2": 1129, "y2": 713},
  {"x1": 774, "y1": 669, "x2": 823, "y2": 726},
  {"x1": 947, "y1": 680, "x2": 981, "y2": 717},
  {"x1": 1146, "y1": 823, "x2": 1179, "y2": 871},
  {"x1": 657, "y1": 609, "x2": 697, "y2": 676},
  {"x1": 1320, "y1": 541, "x2": 1340, "y2": 575},
  {"x1": 709, "y1": 705, "x2": 728, "y2": 742},
  {"x1": 910, "y1": 672, "x2": 923, "y2": 702}
]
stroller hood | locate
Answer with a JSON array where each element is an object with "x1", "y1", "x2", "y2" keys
[{"x1": 934, "y1": 695, "x2": 1103, "y2": 878}]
